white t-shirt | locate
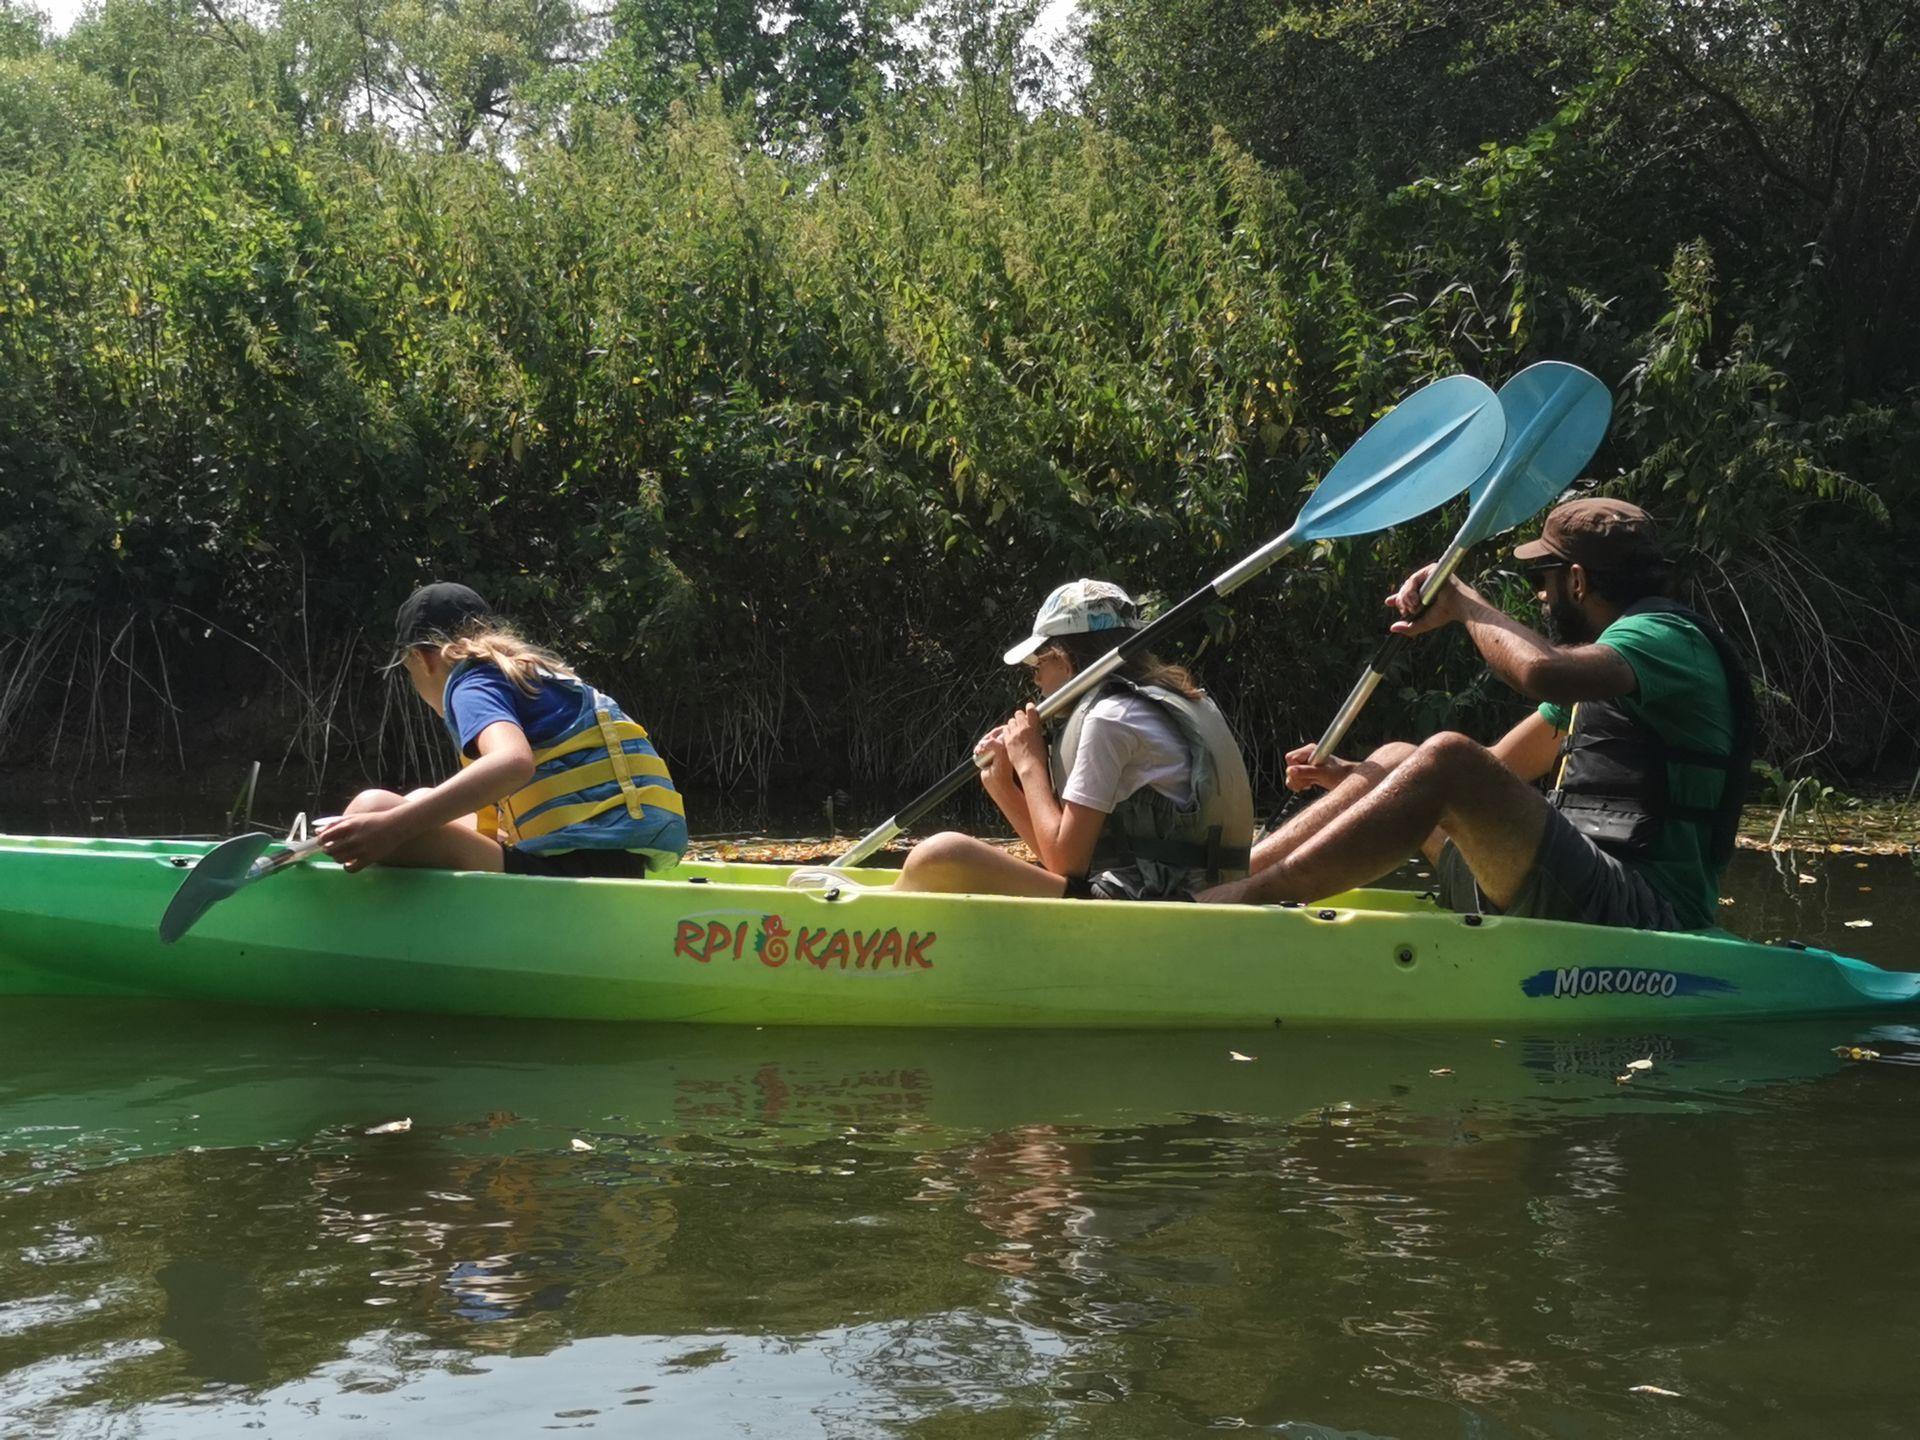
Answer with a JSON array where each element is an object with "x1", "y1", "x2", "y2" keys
[{"x1": 1058, "y1": 694, "x2": 1194, "y2": 814}]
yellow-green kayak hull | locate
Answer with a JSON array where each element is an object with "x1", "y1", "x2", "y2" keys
[{"x1": 1, "y1": 836, "x2": 1909, "y2": 1027}]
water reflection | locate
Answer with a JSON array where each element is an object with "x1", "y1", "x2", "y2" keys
[{"x1": 5, "y1": 1002, "x2": 1917, "y2": 1436}]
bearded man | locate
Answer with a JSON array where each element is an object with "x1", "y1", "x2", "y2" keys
[{"x1": 1204, "y1": 500, "x2": 1754, "y2": 931}]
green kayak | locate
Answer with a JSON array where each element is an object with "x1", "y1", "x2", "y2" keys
[{"x1": 1, "y1": 834, "x2": 1910, "y2": 1027}]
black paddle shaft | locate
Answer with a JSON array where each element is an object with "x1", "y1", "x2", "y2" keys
[{"x1": 1258, "y1": 629, "x2": 1411, "y2": 836}]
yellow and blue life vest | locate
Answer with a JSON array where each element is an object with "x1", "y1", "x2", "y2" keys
[{"x1": 447, "y1": 664, "x2": 688, "y2": 867}]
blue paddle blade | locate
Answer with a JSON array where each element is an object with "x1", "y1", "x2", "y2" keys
[
  {"x1": 1293, "y1": 374, "x2": 1505, "y2": 542},
  {"x1": 1460, "y1": 362, "x2": 1613, "y2": 544},
  {"x1": 158, "y1": 832, "x2": 272, "y2": 944}
]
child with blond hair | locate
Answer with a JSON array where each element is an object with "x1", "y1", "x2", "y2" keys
[{"x1": 318, "y1": 583, "x2": 687, "y2": 878}]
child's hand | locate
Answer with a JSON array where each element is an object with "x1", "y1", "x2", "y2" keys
[
  {"x1": 973, "y1": 728, "x2": 1010, "y2": 772},
  {"x1": 973, "y1": 725, "x2": 1008, "y2": 769},
  {"x1": 317, "y1": 810, "x2": 406, "y2": 873},
  {"x1": 1002, "y1": 705, "x2": 1046, "y2": 771},
  {"x1": 977, "y1": 746, "x2": 1022, "y2": 807}
]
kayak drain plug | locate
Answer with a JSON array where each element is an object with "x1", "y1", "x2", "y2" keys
[{"x1": 1395, "y1": 946, "x2": 1415, "y2": 967}]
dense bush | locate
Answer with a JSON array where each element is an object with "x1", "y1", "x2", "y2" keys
[{"x1": 0, "y1": 0, "x2": 1914, "y2": 812}]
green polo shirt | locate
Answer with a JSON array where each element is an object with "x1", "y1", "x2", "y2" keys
[{"x1": 1538, "y1": 611, "x2": 1735, "y2": 929}]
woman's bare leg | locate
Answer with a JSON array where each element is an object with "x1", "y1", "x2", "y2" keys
[{"x1": 893, "y1": 832, "x2": 1069, "y2": 897}]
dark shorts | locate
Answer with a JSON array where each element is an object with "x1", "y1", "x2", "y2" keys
[
  {"x1": 1433, "y1": 805, "x2": 1682, "y2": 931},
  {"x1": 1079, "y1": 863, "x2": 1198, "y2": 903},
  {"x1": 502, "y1": 847, "x2": 650, "y2": 880}
]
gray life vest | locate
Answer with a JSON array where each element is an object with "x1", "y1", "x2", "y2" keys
[
  {"x1": 1049, "y1": 678, "x2": 1255, "y2": 884},
  {"x1": 1547, "y1": 597, "x2": 1754, "y2": 870}
]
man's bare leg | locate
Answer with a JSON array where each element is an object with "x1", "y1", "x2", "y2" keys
[
  {"x1": 1249, "y1": 741, "x2": 1418, "y2": 873},
  {"x1": 1222, "y1": 732, "x2": 1549, "y2": 906}
]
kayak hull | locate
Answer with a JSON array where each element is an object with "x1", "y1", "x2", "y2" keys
[{"x1": 1, "y1": 835, "x2": 1910, "y2": 1027}]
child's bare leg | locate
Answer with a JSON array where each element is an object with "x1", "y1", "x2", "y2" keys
[{"x1": 340, "y1": 788, "x2": 505, "y2": 872}]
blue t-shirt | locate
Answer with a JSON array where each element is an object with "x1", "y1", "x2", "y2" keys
[
  {"x1": 444, "y1": 664, "x2": 580, "y2": 757},
  {"x1": 442, "y1": 661, "x2": 688, "y2": 863}
]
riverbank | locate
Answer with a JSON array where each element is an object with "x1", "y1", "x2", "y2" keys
[{"x1": 4, "y1": 762, "x2": 1910, "y2": 863}]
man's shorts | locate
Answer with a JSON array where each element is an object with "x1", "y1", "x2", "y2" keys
[{"x1": 1433, "y1": 804, "x2": 1683, "y2": 931}]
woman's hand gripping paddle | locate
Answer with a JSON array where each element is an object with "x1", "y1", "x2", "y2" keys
[
  {"x1": 158, "y1": 831, "x2": 324, "y2": 944},
  {"x1": 1295, "y1": 361, "x2": 1613, "y2": 782},
  {"x1": 806, "y1": 373, "x2": 1509, "y2": 880}
]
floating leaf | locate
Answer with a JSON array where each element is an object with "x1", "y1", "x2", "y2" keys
[
  {"x1": 1844, "y1": 919, "x2": 1874, "y2": 928},
  {"x1": 1833, "y1": 1046, "x2": 1882, "y2": 1062},
  {"x1": 1626, "y1": 1058, "x2": 1653, "y2": 1072},
  {"x1": 366, "y1": 1118, "x2": 412, "y2": 1135},
  {"x1": 1797, "y1": 873, "x2": 1817, "y2": 885},
  {"x1": 570, "y1": 1138, "x2": 595, "y2": 1151},
  {"x1": 1229, "y1": 1051, "x2": 1256, "y2": 1063},
  {"x1": 1630, "y1": 1385, "x2": 1682, "y2": 1398},
  {"x1": 1428, "y1": 1067, "x2": 1453, "y2": 1076}
]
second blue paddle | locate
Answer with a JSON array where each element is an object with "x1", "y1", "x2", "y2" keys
[{"x1": 1302, "y1": 361, "x2": 1614, "y2": 770}]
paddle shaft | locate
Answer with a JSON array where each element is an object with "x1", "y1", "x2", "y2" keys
[
  {"x1": 259, "y1": 834, "x2": 324, "y2": 876},
  {"x1": 1307, "y1": 537, "x2": 1471, "y2": 765},
  {"x1": 832, "y1": 526, "x2": 1307, "y2": 868}
]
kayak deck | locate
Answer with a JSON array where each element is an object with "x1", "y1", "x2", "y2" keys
[{"x1": 0, "y1": 834, "x2": 1910, "y2": 1027}]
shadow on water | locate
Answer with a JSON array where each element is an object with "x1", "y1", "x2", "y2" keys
[{"x1": 5, "y1": 1001, "x2": 1920, "y2": 1437}]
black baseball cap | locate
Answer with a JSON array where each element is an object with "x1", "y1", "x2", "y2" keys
[{"x1": 393, "y1": 582, "x2": 493, "y2": 654}]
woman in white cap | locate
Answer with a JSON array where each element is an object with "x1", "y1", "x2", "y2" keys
[{"x1": 894, "y1": 580, "x2": 1254, "y2": 900}]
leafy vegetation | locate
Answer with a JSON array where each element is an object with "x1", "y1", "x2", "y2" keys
[{"x1": 0, "y1": 0, "x2": 1914, "y2": 810}]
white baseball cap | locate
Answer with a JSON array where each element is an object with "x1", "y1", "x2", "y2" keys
[{"x1": 1002, "y1": 579, "x2": 1141, "y2": 666}]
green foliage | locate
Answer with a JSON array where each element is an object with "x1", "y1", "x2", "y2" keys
[{"x1": 1, "y1": 0, "x2": 1916, "y2": 802}]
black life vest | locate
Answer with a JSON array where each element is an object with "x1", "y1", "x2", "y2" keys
[{"x1": 1547, "y1": 598, "x2": 1755, "y2": 870}]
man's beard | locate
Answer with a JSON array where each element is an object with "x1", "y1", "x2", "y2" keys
[{"x1": 1544, "y1": 599, "x2": 1595, "y2": 646}]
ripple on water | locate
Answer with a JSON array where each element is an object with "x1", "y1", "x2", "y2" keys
[{"x1": 1, "y1": 1001, "x2": 1919, "y2": 1436}]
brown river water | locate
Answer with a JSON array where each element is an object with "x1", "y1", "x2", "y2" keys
[{"x1": 1, "y1": 801, "x2": 1917, "y2": 1436}]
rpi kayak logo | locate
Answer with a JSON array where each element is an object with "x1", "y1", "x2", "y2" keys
[
  {"x1": 673, "y1": 910, "x2": 936, "y2": 971},
  {"x1": 1521, "y1": 966, "x2": 1736, "y2": 1000}
]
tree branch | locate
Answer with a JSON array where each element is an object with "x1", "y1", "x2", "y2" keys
[
  {"x1": 1821, "y1": 5, "x2": 1913, "y2": 198},
  {"x1": 1645, "y1": 36, "x2": 1823, "y2": 204},
  {"x1": 195, "y1": 0, "x2": 249, "y2": 54}
]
